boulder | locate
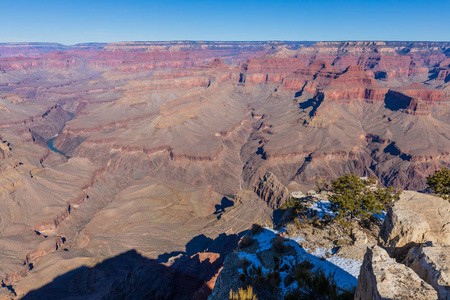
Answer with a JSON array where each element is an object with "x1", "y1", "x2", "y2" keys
[
  {"x1": 355, "y1": 246, "x2": 438, "y2": 300},
  {"x1": 404, "y1": 244, "x2": 450, "y2": 300},
  {"x1": 351, "y1": 228, "x2": 368, "y2": 245},
  {"x1": 379, "y1": 191, "x2": 450, "y2": 259}
]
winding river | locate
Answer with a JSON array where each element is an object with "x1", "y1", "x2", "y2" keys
[{"x1": 46, "y1": 112, "x2": 74, "y2": 159}]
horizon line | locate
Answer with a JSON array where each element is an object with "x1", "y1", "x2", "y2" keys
[{"x1": 1, "y1": 40, "x2": 450, "y2": 47}]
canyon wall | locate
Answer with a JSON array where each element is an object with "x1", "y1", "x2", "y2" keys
[{"x1": 0, "y1": 41, "x2": 449, "y2": 298}]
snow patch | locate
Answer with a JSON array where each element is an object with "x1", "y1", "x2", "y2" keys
[
  {"x1": 237, "y1": 252, "x2": 262, "y2": 268},
  {"x1": 309, "y1": 200, "x2": 336, "y2": 219},
  {"x1": 253, "y1": 227, "x2": 277, "y2": 252},
  {"x1": 289, "y1": 235, "x2": 306, "y2": 243},
  {"x1": 285, "y1": 236, "x2": 360, "y2": 290},
  {"x1": 237, "y1": 228, "x2": 362, "y2": 296},
  {"x1": 373, "y1": 210, "x2": 386, "y2": 221},
  {"x1": 326, "y1": 256, "x2": 362, "y2": 279}
]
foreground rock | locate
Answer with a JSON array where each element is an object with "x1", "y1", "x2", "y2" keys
[
  {"x1": 404, "y1": 244, "x2": 450, "y2": 300},
  {"x1": 355, "y1": 246, "x2": 438, "y2": 300},
  {"x1": 379, "y1": 191, "x2": 450, "y2": 259},
  {"x1": 357, "y1": 191, "x2": 450, "y2": 299}
]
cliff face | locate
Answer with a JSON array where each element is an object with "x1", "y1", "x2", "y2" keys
[
  {"x1": 404, "y1": 245, "x2": 450, "y2": 299},
  {"x1": 0, "y1": 41, "x2": 450, "y2": 298},
  {"x1": 379, "y1": 191, "x2": 450, "y2": 249},
  {"x1": 356, "y1": 191, "x2": 450, "y2": 299},
  {"x1": 252, "y1": 172, "x2": 289, "y2": 209},
  {"x1": 355, "y1": 246, "x2": 439, "y2": 300}
]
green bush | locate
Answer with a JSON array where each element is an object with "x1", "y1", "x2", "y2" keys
[
  {"x1": 251, "y1": 223, "x2": 263, "y2": 235},
  {"x1": 297, "y1": 259, "x2": 315, "y2": 270},
  {"x1": 272, "y1": 236, "x2": 285, "y2": 253},
  {"x1": 267, "y1": 269, "x2": 281, "y2": 288},
  {"x1": 240, "y1": 257, "x2": 251, "y2": 276},
  {"x1": 273, "y1": 255, "x2": 280, "y2": 270},
  {"x1": 280, "y1": 197, "x2": 303, "y2": 213},
  {"x1": 310, "y1": 268, "x2": 338, "y2": 298},
  {"x1": 427, "y1": 167, "x2": 450, "y2": 201},
  {"x1": 285, "y1": 261, "x2": 354, "y2": 299},
  {"x1": 240, "y1": 236, "x2": 254, "y2": 248},
  {"x1": 315, "y1": 176, "x2": 329, "y2": 193},
  {"x1": 328, "y1": 174, "x2": 399, "y2": 221},
  {"x1": 239, "y1": 264, "x2": 281, "y2": 298}
]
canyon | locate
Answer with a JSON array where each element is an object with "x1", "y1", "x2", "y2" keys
[{"x1": 0, "y1": 41, "x2": 449, "y2": 299}]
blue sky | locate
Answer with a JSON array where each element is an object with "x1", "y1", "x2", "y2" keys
[{"x1": 0, "y1": 0, "x2": 449, "y2": 44}]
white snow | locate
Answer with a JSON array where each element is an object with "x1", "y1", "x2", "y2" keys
[
  {"x1": 310, "y1": 200, "x2": 386, "y2": 222},
  {"x1": 326, "y1": 256, "x2": 362, "y2": 279},
  {"x1": 309, "y1": 247, "x2": 331, "y2": 258},
  {"x1": 239, "y1": 227, "x2": 362, "y2": 295},
  {"x1": 284, "y1": 236, "x2": 360, "y2": 291},
  {"x1": 237, "y1": 252, "x2": 262, "y2": 268},
  {"x1": 277, "y1": 254, "x2": 302, "y2": 295},
  {"x1": 309, "y1": 200, "x2": 337, "y2": 219},
  {"x1": 236, "y1": 252, "x2": 270, "y2": 275},
  {"x1": 253, "y1": 227, "x2": 278, "y2": 252},
  {"x1": 373, "y1": 210, "x2": 386, "y2": 221},
  {"x1": 289, "y1": 235, "x2": 306, "y2": 243}
]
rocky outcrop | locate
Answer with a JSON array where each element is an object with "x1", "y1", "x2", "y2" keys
[
  {"x1": 379, "y1": 191, "x2": 450, "y2": 259},
  {"x1": 355, "y1": 246, "x2": 438, "y2": 300},
  {"x1": 356, "y1": 191, "x2": 450, "y2": 299},
  {"x1": 404, "y1": 244, "x2": 450, "y2": 300},
  {"x1": 253, "y1": 171, "x2": 289, "y2": 209},
  {"x1": 386, "y1": 84, "x2": 450, "y2": 115},
  {"x1": 2, "y1": 41, "x2": 450, "y2": 299}
]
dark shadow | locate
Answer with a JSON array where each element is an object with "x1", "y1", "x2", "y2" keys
[
  {"x1": 299, "y1": 97, "x2": 316, "y2": 109},
  {"x1": 383, "y1": 142, "x2": 400, "y2": 156},
  {"x1": 256, "y1": 146, "x2": 267, "y2": 160},
  {"x1": 445, "y1": 48, "x2": 450, "y2": 57},
  {"x1": 299, "y1": 93, "x2": 324, "y2": 117},
  {"x1": 213, "y1": 197, "x2": 234, "y2": 216},
  {"x1": 399, "y1": 47, "x2": 411, "y2": 55},
  {"x1": 238, "y1": 73, "x2": 245, "y2": 83},
  {"x1": 427, "y1": 69, "x2": 440, "y2": 81},
  {"x1": 22, "y1": 231, "x2": 246, "y2": 300},
  {"x1": 384, "y1": 91, "x2": 411, "y2": 111},
  {"x1": 384, "y1": 142, "x2": 411, "y2": 161},
  {"x1": 185, "y1": 234, "x2": 215, "y2": 257},
  {"x1": 1, "y1": 283, "x2": 15, "y2": 296},
  {"x1": 382, "y1": 241, "x2": 422, "y2": 263},
  {"x1": 374, "y1": 71, "x2": 387, "y2": 80},
  {"x1": 272, "y1": 209, "x2": 284, "y2": 226},
  {"x1": 294, "y1": 90, "x2": 303, "y2": 98}
]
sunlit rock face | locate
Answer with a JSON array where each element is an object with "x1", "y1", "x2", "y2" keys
[
  {"x1": 0, "y1": 41, "x2": 449, "y2": 298},
  {"x1": 356, "y1": 191, "x2": 450, "y2": 300}
]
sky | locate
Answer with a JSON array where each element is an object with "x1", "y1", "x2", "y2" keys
[{"x1": 0, "y1": 0, "x2": 449, "y2": 45}]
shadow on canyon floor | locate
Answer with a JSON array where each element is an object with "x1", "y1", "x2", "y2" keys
[
  {"x1": 213, "y1": 197, "x2": 235, "y2": 219},
  {"x1": 22, "y1": 231, "x2": 245, "y2": 300}
]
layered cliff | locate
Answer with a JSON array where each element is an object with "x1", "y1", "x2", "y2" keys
[{"x1": 0, "y1": 41, "x2": 450, "y2": 298}]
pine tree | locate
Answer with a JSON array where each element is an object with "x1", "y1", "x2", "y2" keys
[
  {"x1": 328, "y1": 174, "x2": 399, "y2": 221},
  {"x1": 427, "y1": 167, "x2": 450, "y2": 201}
]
